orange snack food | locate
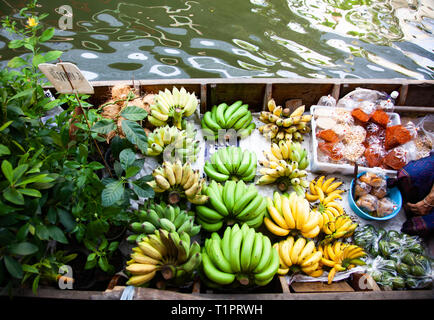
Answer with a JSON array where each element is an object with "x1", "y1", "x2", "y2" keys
[
  {"x1": 370, "y1": 109, "x2": 390, "y2": 128},
  {"x1": 364, "y1": 146, "x2": 384, "y2": 168},
  {"x1": 383, "y1": 148, "x2": 407, "y2": 170},
  {"x1": 318, "y1": 142, "x2": 344, "y2": 161},
  {"x1": 351, "y1": 108, "x2": 371, "y2": 123},
  {"x1": 385, "y1": 125, "x2": 413, "y2": 150},
  {"x1": 316, "y1": 129, "x2": 339, "y2": 143}
]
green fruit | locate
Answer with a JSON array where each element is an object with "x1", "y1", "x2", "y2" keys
[
  {"x1": 223, "y1": 101, "x2": 244, "y2": 123},
  {"x1": 402, "y1": 251, "x2": 417, "y2": 266},
  {"x1": 204, "y1": 162, "x2": 229, "y2": 182},
  {"x1": 392, "y1": 276, "x2": 406, "y2": 289},
  {"x1": 202, "y1": 252, "x2": 235, "y2": 285},
  {"x1": 216, "y1": 103, "x2": 228, "y2": 128},
  {"x1": 396, "y1": 262, "x2": 411, "y2": 276},
  {"x1": 370, "y1": 270, "x2": 382, "y2": 283},
  {"x1": 387, "y1": 230, "x2": 400, "y2": 241},
  {"x1": 379, "y1": 240, "x2": 390, "y2": 258},
  {"x1": 410, "y1": 265, "x2": 426, "y2": 277}
]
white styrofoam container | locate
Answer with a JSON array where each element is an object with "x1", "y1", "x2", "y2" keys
[{"x1": 310, "y1": 105, "x2": 401, "y2": 177}]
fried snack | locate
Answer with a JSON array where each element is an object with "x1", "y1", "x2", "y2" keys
[
  {"x1": 383, "y1": 147, "x2": 407, "y2": 170},
  {"x1": 359, "y1": 172, "x2": 384, "y2": 188},
  {"x1": 385, "y1": 125, "x2": 413, "y2": 150},
  {"x1": 351, "y1": 108, "x2": 371, "y2": 124},
  {"x1": 370, "y1": 109, "x2": 390, "y2": 128},
  {"x1": 317, "y1": 129, "x2": 339, "y2": 143}
]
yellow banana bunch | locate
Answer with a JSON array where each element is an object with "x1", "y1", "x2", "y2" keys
[
  {"x1": 274, "y1": 236, "x2": 323, "y2": 277},
  {"x1": 321, "y1": 215, "x2": 358, "y2": 243},
  {"x1": 314, "y1": 201, "x2": 344, "y2": 233},
  {"x1": 318, "y1": 241, "x2": 366, "y2": 284},
  {"x1": 258, "y1": 99, "x2": 312, "y2": 143},
  {"x1": 126, "y1": 229, "x2": 202, "y2": 286},
  {"x1": 263, "y1": 192, "x2": 321, "y2": 239},
  {"x1": 149, "y1": 87, "x2": 198, "y2": 129},
  {"x1": 257, "y1": 141, "x2": 309, "y2": 193},
  {"x1": 147, "y1": 160, "x2": 209, "y2": 205},
  {"x1": 146, "y1": 123, "x2": 199, "y2": 162},
  {"x1": 305, "y1": 176, "x2": 344, "y2": 203}
]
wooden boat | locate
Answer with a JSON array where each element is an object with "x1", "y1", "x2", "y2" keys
[{"x1": 5, "y1": 78, "x2": 434, "y2": 301}]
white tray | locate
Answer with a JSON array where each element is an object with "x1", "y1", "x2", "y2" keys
[{"x1": 310, "y1": 105, "x2": 401, "y2": 177}]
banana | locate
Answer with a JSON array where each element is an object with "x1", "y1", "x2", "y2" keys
[
  {"x1": 249, "y1": 233, "x2": 264, "y2": 271},
  {"x1": 208, "y1": 238, "x2": 232, "y2": 273},
  {"x1": 240, "y1": 227, "x2": 255, "y2": 272},
  {"x1": 126, "y1": 271, "x2": 157, "y2": 286},
  {"x1": 131, "y1": 252, "x2": 161, "y2": 265},
  {"x1": 264, "y1": 217, "x2": 290, "y2": 236},
  {"x1": 254, "y1": 247, "x2": 279, "y2": 282},
  {"x1": 229, "y1": 229, "x2": 243, "y2": 273},
  {"x1": 138, "y1": 241, "x2": 163, "y2": 261},
  {"x1": 290, "y1": 237, "x2": 306, "y2": 265},
  {"x1": 253, "y1": 235, "x2": 272, "y2": 273},
  {"x1": 126, "y1": 263, "x2": 159, "y2": 275}
]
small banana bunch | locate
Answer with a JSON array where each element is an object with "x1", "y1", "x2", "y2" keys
[
  {"x1": 318, "y1": 241, "x2": 367, "y2": 284},
  {"x1": 201, "y1": 224, "x2": 279, "y2": 287},
  {"x1": 305, "y1": 176, "x2": 344, "y2": 203},
  {"x1": 195, "y1": 180, "x2": 266, "y2": 232},
  {"x1": 201, "y1": 101, "x2": 256, "y2": 140},
  {"x1": 126, "y1": 229, "x2": 202, "y2": 286},
  {"x1": 204, "y1": 146, "x2": 257, "y2": 182},
  {"x1": 258, "y1": 99, "x2": 312, "y2": 143},
  {"x1": 321, "y1": 215, "x2": 358, "y2": 243},
  {"x1": 127, "y1": 202, "x2": 201, "y2": 243},
  {"x1": 264, "y1": 192, "x2": 321, "y2": 239},
  {"x1": 257, "y1": 141, "x2": 309, "y2": 192},
  {"x1": 274, "y1": 237, "x2": 323, "y2": 277},
  {"x1": 147, "y1": 160, "x2": 208, "y2": 205},
  {"x1": 146, "y1": 123, "x2": 199, "y2": 162},
  {"x1": 314, "y1": 201, "x2": 344, "y2": 233},
  {"x1": 148, "y1": 87, "x2": 198, "y2": 129}
]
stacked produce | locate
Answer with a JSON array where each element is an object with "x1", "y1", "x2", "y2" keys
[
  {"x1": 204, "y1": 146, "x2": 257, "y2": 182},
  {"x1": 354, "y1": 225, "x2": 432, "y2": 289},
  {"x1": 127, "y1": 201, "x2": 201, "y2": 244},
  {"x1": 147, "y1": 160, "x2": 208, "y2": 205},
  {"x1": 126, "y1": 229, "x2": 201, "y2": 286},
  {"x1": 317, "y1": 242, "x2": 367, "y2": 284},
  {"x1": 146, "y1": 122, "x2": 200, "y2": 163},
  {"x1": 148, "y1": 87, "x2": 199, "y2": 129},
  {"x1": 274, "y1": 236, "x2": 323, "y2": 277},
  {"x1": 201, "y1": 101, "x2": 256, "y2": 139},
  {"x1": 201, "y1": 224, "x2": 279, "y2": 287},
  {"x1": 263, "y1": 192, "x2": 321, "y2": 239},
  {"x1": 195, "y1": 181, "x2": 266, "y2": 232},
  {"x1": 320, "y1": 215, "x2": 358, "y2": 243},
  {"x1": 257, "y1": 141, "x2": 309, "y2": 192},
  {"x1": 258, "y1": 99, "x2": 312, "y2": 143},
  {"x1": 305, "y1": 175, "x2": 344, "y2": 203}
]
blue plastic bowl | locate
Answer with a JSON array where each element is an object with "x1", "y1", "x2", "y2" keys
[{"x1": 348, "y1": 172, "x2": 402, "y2": 221}]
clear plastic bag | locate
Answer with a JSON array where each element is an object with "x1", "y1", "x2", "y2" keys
[
  {"x1": 371, "y1": 182, "x2": 388, "y2": 199},
  {"x1": 317, "y1": 94, "x2": 336, "y2": 107},
  {"x1": 377, "y1": 197, "x2": 395, "y2": 216},
  {"x1": 356, "y1": 194, "x2": 379, "y2": 213},
  {"x1": 354, "y1": 181, "x2": 372, "y2": 198}
]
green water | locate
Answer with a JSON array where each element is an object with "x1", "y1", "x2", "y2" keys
[{"x1": 0, "y1": 0, "x2": 433, "y2": 80}]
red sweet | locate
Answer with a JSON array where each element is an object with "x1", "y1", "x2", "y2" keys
[
  {"x1": 364, "y1": 147, "x2": 383, "y2": 168},
  {"x1": 370, "y1": 109, "x2": 390, "y2": 128},
  {"x1": 318, "y1": 142, "x2": 343, "y2": 161},
  {"x1": 383, "y1": 149, "x2": 407, "y2": 170},
  {"x1": 385, "y1": 125, "x2": 413, "y2": 150},
  {"x1": 316, "y1": 129, "x2": 339, "y2": 143},
  {"x1": 351, "y1": 108, "x2": 371, "y2": 123}
]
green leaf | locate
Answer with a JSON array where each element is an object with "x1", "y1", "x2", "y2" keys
[
  {"x1": 87, "y1": 253, "x2": 97, "y2": 262},
  {"x1": 7, "y1": 56, "x2": 27, "y2": 68},
  {"x1": 4, "y1": 256, "x2": 23, "y2": 279},
  {"x1": 39, "y1": 27, "x2": 55, "y2": 42},
  {"x1": 32, "y1": 275, "x2": 40, "y2": 295},
  {"x1": 119, "y1": 148, "x2": 136, "y2": 170},
  {"x1": 91, "y1": 119, "x2": 116, "y2": 135},
  {"x1": 16, "y1": 173, "x2": 53, "y2": 186},
  {"x1": 131, "y1": 182, "x2": 155, "y2": 199},
  {"x1": 57, "y1": 208, "x2": 76, "y2": 232},
  {"x1": 84, "y1": 257, "x2": 97, "y2": 270},
  {"x1": 121, "y1": 120, "x2": 148, "y2": 154},
  {"x1": 43, "y1": 50, "x2": 63, "y2": 62},
  {"x1": 120, "y1": 106, "x2": 147, "y2": 121},
  {"x1": 87, "y1": 161, "x2": 104, "y2": 171},
  {"x1": 22, "y1": 264, "x2": 39, "y2": 274},
  {"x1": 125, "y1": 166, "x2": 141, "y2": 179},
  {"x1": 12, "y1": 164, "x2": 29, "y2": 183},
  {"x1": 108, "y1": 241, "x2": 119, "y2": 253},
  {"x1": 9, "y1": 88, "x2": 35, "y2": 102},
  {"x1": 18, "y1": 188, "x2": 41, "y2": 198},
  {"x1": 101, "y1": 181, "x2": 124, "y2": 207},
  {"x1": 8, "y1": 39, "x2": 24, "y2": 49},
  {"x1": 0, "y1": 121, "x2": 13, "y2": 132},
  {"x1": 1, "y1": 160, "x2": 13, "y2": 183},
  {"x1": 3, "y1": 187, "x2": 25, "y2": 205},
  {"x1": 0, "y1": 143, "x2": 11, "y2": 157},
  {"x1": 35, "y1": 225, "x2": 50, "y2": 240},
  {"x1": 8, "y1": 242, "x2": 39, "y2": 256},
  {"x1": 47, "y1": 207, "x2": 57, "y2": 224},
  {"x1": 98, "y1": 256, "x2": 110, "y2": 272},
  {"x1": 98, "y1": 238, "x2": 108, "y2": 251},
  {"x1": 47, "y1": 225, "x2": 68, "y2": 244},
  {"x1": 32, "y1": 54, "x2": 45, "y2": 67},
  {"x1": 64, "y1": 160, "x2": 81, "y2": 169}
]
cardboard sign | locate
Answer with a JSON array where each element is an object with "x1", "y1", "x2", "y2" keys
[{"x1": 38, "y1": 62, "x2": 94, "y2": 94}]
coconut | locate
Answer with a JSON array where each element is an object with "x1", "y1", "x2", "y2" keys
[{"x1": 112, "y1": 84, "x2": 133, "y2": 102}]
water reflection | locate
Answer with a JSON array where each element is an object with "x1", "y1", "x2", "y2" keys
[{"x1": 0, "y1": 0, "x2": 432, "y2": 79}]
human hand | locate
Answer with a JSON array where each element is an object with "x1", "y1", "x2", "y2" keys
[{"x1": 406, "y1": 201, "x2": 431, "y2": 216}]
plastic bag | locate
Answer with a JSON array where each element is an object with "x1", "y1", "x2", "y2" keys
[
  {"x1": 377, "y1": 197, "x2": 395, "y2": 216},
  {"x1": 359, "y1": 172, "x2": 386, "y2": 188},
  {"x1": 354, "y1": 225, "x2": 433, "y2": 290},
  {"x1": 356, "y1": 194, "x2": 379, "y2": 212},
  {"x1": 371, "y1": 182, "x2": 388, "y2": 199},
  {"x1": 354, "y1": 181, "x2": 372, "y2": 198},
  {"x1": 412, "y1": 115, "x2": 434, "y2": 160},
  {"x1": 317, "y1": 94, "x2": 336, "y2": 107}
]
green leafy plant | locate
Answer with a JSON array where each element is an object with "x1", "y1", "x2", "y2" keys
[
  {"x1": 84, "y1": 238, "x2": 119, "y2": 274},
  {"x1": 101, "y1": 148, "x2": 154, "y2": 207}
]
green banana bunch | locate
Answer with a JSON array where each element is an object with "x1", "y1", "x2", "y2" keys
[
  {"x1": 126, "y1": 229, "x2": 202, "y2": 286},
  {"x1": 147, "y1": 160, "x2": 209, "y2": 205},
  {"x1": 148, "y1": 87, "x2": 198, "y2": 129},
  {"x1": 257, "y1": 140, "x2": 309, "y2": 193},
  {"x1": 201, "y1": 101, "x2": 256, "y2": 140},
  {"x1": 146, "y1": 122, "x2": 200, "y2": 163},
  {"x1": 258, "y1": 99, "x2": 312, "y2": 143},
  {"x1": 195, "y1": 180, "x2": 266, "y2": 232},
  {"x1": 127, "y1": 201, "x2": 201, "y2": 244},
  {"x1": 201, "y1": 223, "x2": 279, "y2": 287},
  {"x1": 204, "y1": 146, "x2": 257, "y2": 182}
]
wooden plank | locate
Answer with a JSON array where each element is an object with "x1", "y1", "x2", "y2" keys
[
  {"x1": 92, "y1": 286, "x2": 211, "y2": 300},
  {"x1": 278, "y1": 276, "x2": 290, "y2": 293},
  {"x1": 350, "y1": 273, "x2": 381, "y2": 292},
  {"x1": 398, "y1": 84, "x2": 408, "y2": 106},
  {"x1": 331, "y1": 83, "x2": 341, "y2": 101},
  {"x1": 290, "y1": 281, "x2": 355, "y2": 293},
  {"x1": 200, "y1": 83, "x2": 207, "y2": 113},
  {"x1": 263, "y1": 83, "x2": 272, "y2": 111}
]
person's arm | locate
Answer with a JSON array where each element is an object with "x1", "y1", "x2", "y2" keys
[{"x1": 406, "y1": 183, "x2": 434, "y2": 216}]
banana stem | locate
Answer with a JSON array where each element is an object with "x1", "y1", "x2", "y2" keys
[
  {"x1": 277, "y1": 180, "x2": 289, "y2": 192},
  {"x1": 236, "y1": 274, "x2": 250, "y2": 286},
  {"x1": 162, "y1": 265, "x2": 175, "y2": 280},
  {"x1": 173, "y1": 108, "x2": 183, "y2": 129},
  {"x1": 168, "y1": 191, "x2": 181, "y2": 205}
]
